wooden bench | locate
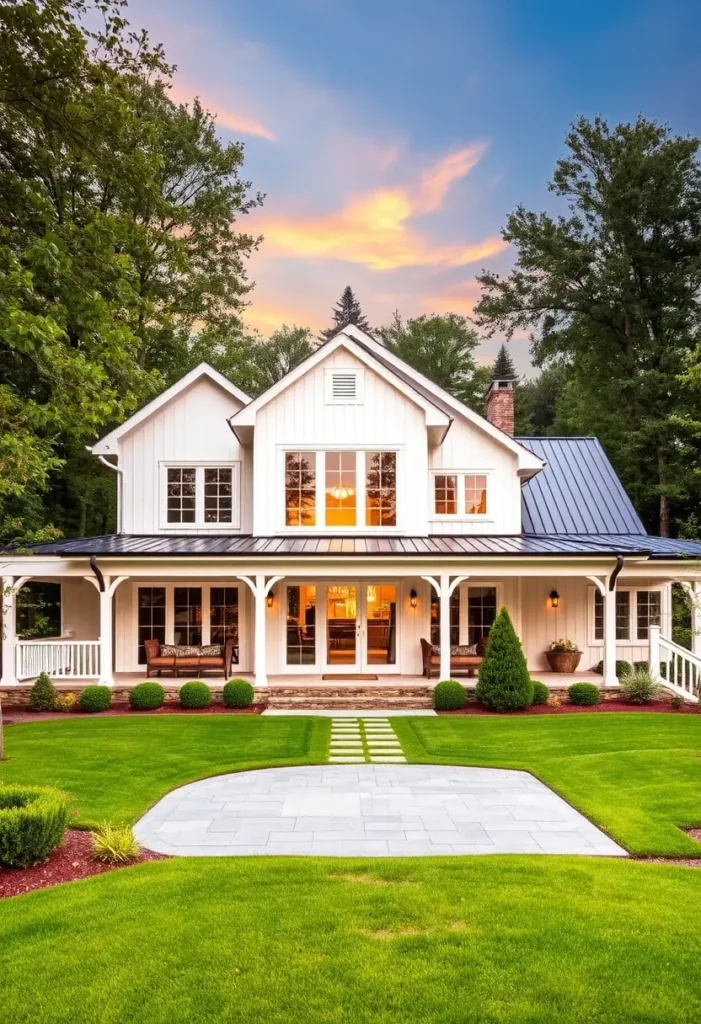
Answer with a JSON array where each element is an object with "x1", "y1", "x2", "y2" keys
[
  {"x1": 144, "y1": 638, "x2": 236, "y2": 679},
  {"x1": 420, "y1": 638, "x2": 485, "y2": 679}
]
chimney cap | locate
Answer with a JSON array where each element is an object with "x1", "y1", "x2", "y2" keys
[{"x1": 488, "y1": 378, "x2": 516, "y2": 393}]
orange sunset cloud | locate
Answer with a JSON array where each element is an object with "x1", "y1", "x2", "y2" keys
[{"x1": 259, "y1": 143, "x2": 507, "y2": 270}]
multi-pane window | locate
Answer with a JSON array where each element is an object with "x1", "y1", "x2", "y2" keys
[
  {"x1": 468, "y1": 587, "x2": 497, "y2": 646},
  {"x1": 465, "y1": 475, "x2": 488, "y2": 515},
  {"x1": 204, "y1": 468, "x2": 232, "y2": 523},
  {"x1": 434, "y1": 475, "x2": 457, "y2": 515},
  {"x1": 16, "y1": 582, "x2": 62, "y2": 639},
  {"x1": 366, "y1": 451, "x2": 397, "y2": 527},
  {"x1": 285, "y1": 452, "x2": 316, "y2": 526},
  {"x1": 616, "y1": 590, "x2": 631, "y2": 640},
  {"x1": 286, "y1": 585, "x2": 316, "y2": 665},
  {"x1": 210, "y1": 587, "x2": 239, "y2": 648},
  {"x1": 637, "y1": 591, "x2": 661, "y2": 640},
  {"x1": 174, "y1": 587, "x2": 202, "y2": 646},
  {"x1": 430, "y1": 590, "x2": 460, "y2": 647},
  {"x1": 325, "y1": 452, "x2": 356, "y2": 527},
  {"x1": 137, "y1": 587, "x2": 166, "y2": 665},
  {"x1": 594, "y1": 590, "x2": 645, "y2": 641},
  {"x1": 167, "y1": 467, "x2": 196, "y2": 523}
]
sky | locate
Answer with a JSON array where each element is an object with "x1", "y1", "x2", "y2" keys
[{"x1": 128, "y1": 0, "x2": 701, "y2": 371}]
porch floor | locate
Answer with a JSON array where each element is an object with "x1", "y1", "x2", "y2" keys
[{"x1": 106, "y1": 671, "x2": 603, "y2": 689}]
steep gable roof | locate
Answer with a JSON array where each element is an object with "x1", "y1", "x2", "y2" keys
[
  {"x1": 91, "y1": 363, "x2": 251, "y2": 455},
  {"x1": 517, "y1": 436, "x2": 647, "y2": 536}
]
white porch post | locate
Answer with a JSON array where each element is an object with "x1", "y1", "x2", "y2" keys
[
  {"x1": 603, "y1": 586, "x2": 618, "y2": 688},
  {"x1": 439, "y1": 572, "x2": 450, "y2": 681},
  {"x1": 648, "y1": 624, "x2": 661, "y2": 679},
  {"x1": 99, "y1": 575, "x2": 114, "y2": 686},
  {"x1": 1, "y1": 575, "x2": 18, "y2": 686},
  {"x1": 254, "y1": 573, "x2": 267, "y2": 689},
  {"x1": 688, "y1": 582, "x2": 701, "y2": 658}
]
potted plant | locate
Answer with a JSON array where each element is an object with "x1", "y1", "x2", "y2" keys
[{"x1": 545, "y1": 638, "x2": 582, "y2": 673}]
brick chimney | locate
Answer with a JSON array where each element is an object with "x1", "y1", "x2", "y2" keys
[{"x1": 486, "y1": 379, "x2": 515, "y2": 435}]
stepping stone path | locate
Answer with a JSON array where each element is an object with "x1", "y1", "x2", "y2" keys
[{"x1": 329, "y1": 717, "x2": 406, "y2": 764}]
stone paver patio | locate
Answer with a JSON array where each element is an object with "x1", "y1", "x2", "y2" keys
[{"x1": 134, "y1": 765, "x2": 627, "y2": 857}]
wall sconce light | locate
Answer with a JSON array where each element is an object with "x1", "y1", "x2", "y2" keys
[
  {"x1": 549, "y1": 590, "x2": 560, "y2": 609},
  {"x1": 410, "y1": 588, "x2": 418, "y2": 608},
  {"x1": 266, "y1": 590, "x2": 275, "y2": 608}
]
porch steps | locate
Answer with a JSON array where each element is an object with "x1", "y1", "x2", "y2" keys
[{"x1": 267, "y1": 684, "x2": 434, "y2": 711}]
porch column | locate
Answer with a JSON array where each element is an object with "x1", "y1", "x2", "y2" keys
[
  {"x1": 1, "y1": 575, "x2": 18, "y2": 685},
  {"x1": 439, "y1": 572, "x2": 451, "y2": 681},
  {"x1": 254, "y1": 573, "x2": 267, "y2": 689},
  {"x1": 602, "y1": 586, "x2": 618, "y2": 687},
  {"x1": 98, "y1": 575, "x2": 114, "y2": 686},
  {"x1": 687, "y1": 582, "x2": 701, "y2": 658}
]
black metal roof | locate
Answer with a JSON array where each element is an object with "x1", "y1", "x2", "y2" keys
[
  {"x1": 10, "y1": 532, "x2": 701, "y2": 559},
  {"x1": 516, "y1": 437, "x2": 647, "y2": 535}
]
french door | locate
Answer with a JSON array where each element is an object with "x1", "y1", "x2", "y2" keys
[{"x1": 324, "y1": 583, "x2": 398, "y2": 673}]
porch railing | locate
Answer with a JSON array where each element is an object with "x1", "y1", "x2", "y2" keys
[
  {"x1": 16, "y1": 640, "x2": 101, "y2": 681},
  {"x1": 649, "y1": 626, "x2": 700, "y2": 704}
]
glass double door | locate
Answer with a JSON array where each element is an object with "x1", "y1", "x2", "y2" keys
[{"x1": 325, "y1": 583, "x2": 397, "y2": 673}]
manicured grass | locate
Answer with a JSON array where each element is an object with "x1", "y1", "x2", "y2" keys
[
  {"x1": 1, "y1": 856, "x2": 700, "y2": 1023},
  {"x1": 0, "y1": 716, "x2": 329, "y2": 825},
  {"x1": 394, "y1": 713, "x2": 701, "y2": 856}
]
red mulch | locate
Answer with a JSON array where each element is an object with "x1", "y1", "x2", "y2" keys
[
  {"x1": 0, "y1": 829, "x2": 166, "y2": 900},
  {"x1": 439, "y1": 700, "x2": 699, "y2": 715},
  {"x1": 2, "y1": 704, "x2": 265, "y2": 724}
]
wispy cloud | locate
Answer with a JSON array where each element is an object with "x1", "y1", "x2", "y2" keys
[
  {"x1": 258, "y1": 143, "x2": 507, "y2": 271},
  {"x1": 167, "y1": 80, "x2": 276, "y2": 141}
]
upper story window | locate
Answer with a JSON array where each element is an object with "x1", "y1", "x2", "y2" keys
[
  {"x1": 285, "y1": 452, "x2": 316, "y2": 526},
  {"x1": 284, "y1": 450, "x2": 397, "y2": 529},
  {"x1": 593, "y1": 589, "x2": 661, "y2": 642},
  {"x1": 432, "y1": 471, "x2": 488, "y2": 517},
  {"x1": 163, "y1": 464, "x2": 239, "y2": 528}
]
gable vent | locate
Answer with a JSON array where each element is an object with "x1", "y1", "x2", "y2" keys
[{"x1": 331, "y1": 372, "x2": 357, "y2": 400}]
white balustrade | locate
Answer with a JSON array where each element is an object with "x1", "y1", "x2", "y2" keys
[
  {"x1": 649, "y1": 626, "x2": 700, "y2": 703},
  {"x1": 16, "y1": 640, "x2": 101, "y2": 681}
]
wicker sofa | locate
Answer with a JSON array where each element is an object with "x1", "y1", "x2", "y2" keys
[
  {"x1": 144, "y1": 638, "x2": 236, "y2": 679},
  {"x1": 420, "y1": 637, "x2": 487, "y2": 679}
]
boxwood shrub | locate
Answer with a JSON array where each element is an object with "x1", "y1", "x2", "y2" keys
[
  {"x1": 29, "y1": 672, "x2": 56, "y2": 711},
  {"x1": 78, "y1": 685, "x2": 113, "y2": 713},
  {"x1": 433, "y1": 680, "x2": 467, "y2": 711},
  {"x1": 531, "y1": 680, "x2": 550, "y2": 705},
  {"x1": 592, "y1": 659, "x2": 632, "y2": 679},
  {"x1": 476, "y1": 608, "x2": 534, "y2": 711},
  {"x1": 0, "y1": 785, "x2": 72, "y2": 868},
  {"x1": 568, "y1": 682, "x2": 601, "y2": 706},
  {"x1": 129, "y1": 682, "x2": 166, "y2": 711},
  {"x1": 179, "y1": 681, "x2": 212, "y2": 709},
  {"x1": 223, "y1": 679, "x2": 255, "y2": 708}
]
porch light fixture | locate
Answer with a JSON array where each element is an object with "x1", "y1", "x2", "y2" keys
[
  {"x1": 410, "y1": 588, "x2": 418, "y2": 608},
  {"x1": 267, "y1": 590, "x2": 275, "y2": 608},
  {"x1": 549, "y1": 590, "x2": 560, "y2": 609}
]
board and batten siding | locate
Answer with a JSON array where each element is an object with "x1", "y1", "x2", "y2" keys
[
  {"x1": 118, "y1": 377, "x2": 249, "y2": 535},
  {"x1": 252, "y1": 349, "x2": 430, "y2": 536}
]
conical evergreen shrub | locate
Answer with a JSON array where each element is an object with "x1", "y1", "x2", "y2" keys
[
  {"x1": 29, "y1": 672, "x2": 56, "y2": 712},
  {"x1": 476, "y1": 607, "x2": 534, "y2": 711}
]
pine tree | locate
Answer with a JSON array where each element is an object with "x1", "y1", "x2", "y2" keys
[
  {"x1": 492, "y1": 344, "x2": 518, "y2": 382},
  {"x1": 475, "y1": 607, "x2": 534, "y2": 710},
  {"x1": 320, "y1": 287, "x2": 371, "y2": 341},
  {"x1": 29, "y1": 672, "x2": 57, "y2": 712}
]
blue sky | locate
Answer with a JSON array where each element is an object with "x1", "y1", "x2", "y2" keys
[{"x1": 129, "y1": 0, "x2": 701, "y2": 369}]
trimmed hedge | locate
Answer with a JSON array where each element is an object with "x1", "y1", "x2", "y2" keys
[
  {"x1": 0, "y1": 785, "x2": 72, "y2": 868},
  {"x1": 29, "y1": 672, "x2": 56, "y2": 711},
  {"x1": 531, "y1": 680, "x2": 549, "y2": 705},
  {"x1": 78, "y1": 685, "x2": 113, "y2": 713},
  {"x1": 476, "y1": 607, "x2": 534, "y2": 711},
  {"x1": 223, "y1": 679, "x2": 255, "y2": 709},
  {"x1": 129, "y1": 682, "x2": 166, "y2": 711},
  {"x1": 568, "y1": 682, "x2": 601, "y2": 706},
  {"x1": 433, "y1": 680, "x2": 467, "y2": 711},
  {"x1": 179, "y1": 681, "x2": 212, "y2": 709}
]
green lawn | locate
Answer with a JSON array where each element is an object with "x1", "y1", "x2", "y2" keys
[
  {"x1": 395, "y1": 713, "x2": 701, "y2": 856},
  {"x1": 1, "y1": 856, "x2": 700, "y2": 1024},
  {"x1": 0, "y1": 715, "x2": 329, "y2": 824}
]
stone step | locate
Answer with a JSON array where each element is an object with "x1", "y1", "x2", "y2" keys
[{"x1": 268, "y1": 696, "x2": 433, "y2": 710}]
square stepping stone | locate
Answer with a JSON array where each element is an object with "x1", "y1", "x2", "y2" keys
[
  {"x1": 370, "y1": 756, "x2": 407, "y2": 763},
  {"x1": 329, "y1": 756, "x2": 366, "y2": 764}
]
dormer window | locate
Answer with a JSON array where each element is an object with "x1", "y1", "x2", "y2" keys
[
  {"x1": 162, "y1": 463, "x2": 240, "y2": 529},
  {"x1": 325, "y1": 368, "x2": 363, "y2": 404},
  {"x1": 432, "y1": 471, "x2": 489, "y2": 517},
  {"x1": 283, "y1": 449, "x2": 397, "y2": 529}
]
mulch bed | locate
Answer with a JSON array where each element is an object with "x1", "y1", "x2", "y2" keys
[
  {"x1": 0, "y1": 830, "x2": 166, "y2": 900},
  {"x1": 2, "y1": 704, "x2": 265, "y2": 724},
  {"x1": 440, "y1": 700, "x2": 699, "y2": 715}
]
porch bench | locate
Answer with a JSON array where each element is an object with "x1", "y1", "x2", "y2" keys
[
  {"x1": 420, "y1": 638, "x2": 485, "y2": 679},
  {"x1": 144, "y1": 638, "x2": 235, "y2": 679}
]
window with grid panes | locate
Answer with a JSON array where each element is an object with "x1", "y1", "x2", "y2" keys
[
  {"x1": 434, "y1": 475, "x2": 457, "y2": 515},
  {"x1": 204, "y1": 468, "x2": 233, "y2": 523},
  {"x1": 365, "y1": 451, "x2": 397, "y2": 526},
  {"x1": 167, "y1": 467, "x2": 196, "y2": 523},
  {"x1": 285, "y1": 452, "x2": 316, "y2": 526}
]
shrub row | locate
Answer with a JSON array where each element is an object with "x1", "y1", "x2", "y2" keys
[{"x1": 28, "y1": 676, "x2": 256, "y2": 714}]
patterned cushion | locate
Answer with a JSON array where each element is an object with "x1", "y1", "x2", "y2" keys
[
  {"x1": 161, "y1": 644, "x2": 200, "y2": 657},
  {"x1": 431, "y1": 644, "x2": 440, "y2": 656},
  {"x1": 159, "y1": 645, "x2": 179, "y2": 657},
  {"x1": 451, "y1": 644, "x2": 478, "y2": 657},
  {"x1": 199, "y1": 644, "x2": 223, "y2": 657}
]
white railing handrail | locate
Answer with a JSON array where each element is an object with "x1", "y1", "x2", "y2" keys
[
  {"x1": 15, "y1": 638, "x2": 101, "y2": 681},
  {"x1": 16, "y1": 638, "x2": 97, "y2": 645},
  {"x1": 658, "y1": 634, "x2": 701, "y2": 667},
  {"x1": 649, "y1": 626, "x2": 700, "y2": 704}
]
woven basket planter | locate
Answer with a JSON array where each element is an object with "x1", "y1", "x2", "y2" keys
[{"x1": 545, "y1": 650, "x2": 582, "y2": 673}]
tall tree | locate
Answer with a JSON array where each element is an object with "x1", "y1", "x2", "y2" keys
[
  {"x1": 512, "y1": 364, "x2": 570, "y2": 436},
  {"x1": 0, "y1": 0, "x2": 261, "y2": 541},
  {"x1": 475, "y1": 116, "x2": 701, "y2": 536},
  {"x1": 491, "y1": 343, "x2": 518, "y2": 382},
  {"x1": 251, "y1": 325, "x2": 315, "y2": 392},
  {"x1": 379, "y1": 312, "x2": 490, "y2": 409},
  {"x1": 320, "y1": 286, "x2": 371, "y2": 341}
]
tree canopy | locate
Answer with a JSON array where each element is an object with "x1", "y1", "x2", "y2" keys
[
  {"x1": 475, "y1": 115, "x2": 701, "y2": 536},
  {"x1": 320, "y1": 286, "x2": 371, "y2": 341}
]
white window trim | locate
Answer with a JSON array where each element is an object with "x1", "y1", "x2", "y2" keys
[
  {"x1": 159, "y1": 461, "x2": 241, "y2": 532},
  {"x1": 588, "y1": 586, "x2": 663, "y2": 647},
  {"x1": 428, "y1": 469, "x2": 493, "y2": 522},
  {"x1": 324, "y1": 367, "x2": 364, "y2": 405},
  {"x1": 279, "y1": 445, "x2": 404, "y2": 534}
]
